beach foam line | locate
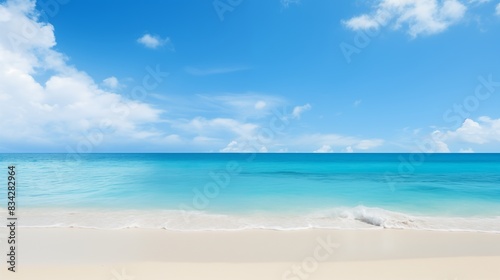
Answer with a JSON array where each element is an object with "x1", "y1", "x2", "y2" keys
[{"x1": 3, "y1": 206, "x2": 500, "y2": 233}]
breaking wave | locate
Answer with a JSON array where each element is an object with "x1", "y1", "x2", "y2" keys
[{"x1": 6, "y1": 206, "x2": 500, "y2": 233}]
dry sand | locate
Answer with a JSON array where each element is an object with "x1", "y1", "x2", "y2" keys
[{"x1": 0, "y1": 228, "x2": 499, "y2": 279}]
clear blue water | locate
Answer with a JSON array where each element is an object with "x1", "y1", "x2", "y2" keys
[{"x1": 1, "y1": 153, "x2": 499, "y2": 231}]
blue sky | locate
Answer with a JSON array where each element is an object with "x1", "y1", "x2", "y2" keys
[{"x1": 1, "y1": 0, "x2": 500, "y2": 152}]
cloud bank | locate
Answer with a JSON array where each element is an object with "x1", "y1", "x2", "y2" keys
[
  {"x1": 343, "y1": 0, "x2": 474, "y2": 37},
  {"x1": 0, "y1": 0, "x2": 163, "y2": 151}
]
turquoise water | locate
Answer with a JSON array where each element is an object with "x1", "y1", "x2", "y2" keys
[{"x1": 1, "y1": 153, "x2": 499, "y2": 231}]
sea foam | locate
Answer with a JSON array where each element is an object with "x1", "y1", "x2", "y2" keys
[{"x1": 8, "y1": 206, "x2": 500, "y2": 233}]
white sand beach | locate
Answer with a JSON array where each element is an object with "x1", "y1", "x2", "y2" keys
[{"x1": 1, "y1": 228, "x2": 499, "y2": 279}]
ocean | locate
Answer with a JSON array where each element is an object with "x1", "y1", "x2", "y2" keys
[{"x1": 1, "y1": 153, "x2": 499, "y2": 232}]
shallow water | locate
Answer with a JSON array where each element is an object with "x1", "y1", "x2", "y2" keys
[{"x1": 1, "y1": 153, "x2": 499, "y2": 232}]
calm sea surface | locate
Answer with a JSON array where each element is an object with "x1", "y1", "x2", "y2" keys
[{"x1": 1, "y1": 153, "x2": 499, "y2": 231}]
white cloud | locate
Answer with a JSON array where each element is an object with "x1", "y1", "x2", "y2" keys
[
  {"x1": 314, "y1": 145, "x2": 333, "y2": 153},
  {"x1": 496, "y1": 3, "x2": 500, "y2": 15},
  {"x1": 0, "y1": 0, "x2": 163, "y2": 150},
  {"x1": 430, "y1": 131, "x2": 451, "y2": 152},
  {"x1": 409, "y1": 130, "x2": 450, "y2": 152},
  {"x1": 0, "y1": 0, "x2": 393, "y2": 153},
  {"x1": 343, "y1": 0, "x2": 468, "y2": 37},
  {"x1": 442, "y1": 117, "x2": 500, "y2": 144},
  {"x1": 163, "y1": 134, "x2": 182, "y2": 144},
  {"x1": 354, "y1": 99, "x2": 362, "y2": 107},
  {"x1": 172, "y1": 112, "x2": 386, "y2": 153},
  {"x1": 418, "y1": 117, "x2": 500, "y2": 153},
  {"x1": 295, "y1": 134, "x2": 384, "y2": 152},
  {"x1": 167, "y1": 111, "x2": 386, "y2": 152},
  {"x1": 174, "y1": 117, "x2": 259, "y2": 140},
  {"x1": 196, "y1": 94, "x2": 285, "y2": 120},
  {"x1": 184, "y1": 66, "x2": 247, "y2": 76},
  {"x1": 192, "y1": 136, "x2": 221, "y2": 145},
  {"x1": 344, "y1": 14, "x2": 382, "y2": 30},
  {"x1": 344, "y1": 146, "x2": 354, "y2": 153},
  {"x1": 255, "y1": 101, "x2": 267, "y2": 110},
  {"x1": 468, "y1": 0, "x2": 491, "y2": 4},
  {"x1": 220, "y1": 140, "x2": 268, "y2": 152},
  {"x1": 281, "y1": 0, "x2": 300, "y2": 8},
  {"x1": 355, "y1": 139, "x2": 385, "y2": 149},
  {"x1": 459, "y1": 147, "x2": 474, "y2": 153},
  {"x1": 137, "y1": 33, "x2": 174, "y2": 50},
  {"x1": 102, "y1": 76, "x2": 120, "y2": 89},
  {"x1": 292, "y1": 103, "x2": 311, "y2": 119},
  {"x1": 220, "y1": 140, "x2": 240, "y2": 152}
]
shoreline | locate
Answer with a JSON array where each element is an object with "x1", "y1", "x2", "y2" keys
[
  {"x1": 1, "y1": 227, "x2": 500, "y2": 279},
  {"x1": 5, "y1": 206, "x2": 500, "y2": 232}
]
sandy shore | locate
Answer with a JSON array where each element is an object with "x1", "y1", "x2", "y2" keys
[{"x1": 1, "y1": 228, "x2": 500, "y2": 279}]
